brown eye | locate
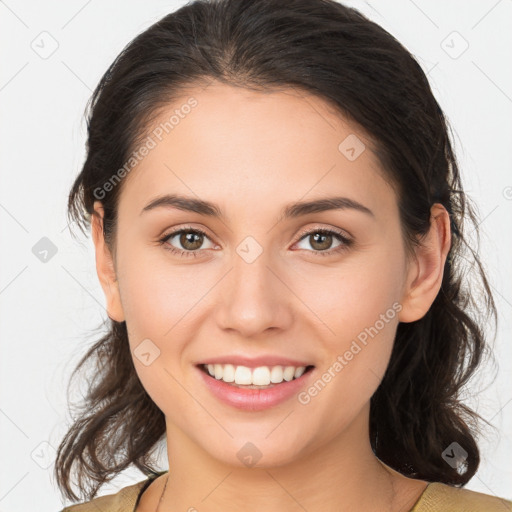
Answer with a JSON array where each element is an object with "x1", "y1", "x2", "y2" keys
[
  {"x1": 178, "y1": 231, "x2": 204, "y2": 251},
  {"x1": 294, "y1": 228, "x2": 353, "y2": 256},
  {"x1": 159, "y1": 227, "x2": 215, "y2": 258},
  {"x1": 308, "y1": 232, "x2": 334, "y2": 251}
]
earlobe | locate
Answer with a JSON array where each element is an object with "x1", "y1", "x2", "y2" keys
[
  {"x1": 398, "y1": 203, "x2": 452, "y2": 323},
  {"x1": 91, "y1": 201, "x2": 125, "y2": 323}
]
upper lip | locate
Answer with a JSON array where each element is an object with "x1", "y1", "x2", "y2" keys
[{"x1": 196, "y1": 355, "x2": 314, "y2": 369}]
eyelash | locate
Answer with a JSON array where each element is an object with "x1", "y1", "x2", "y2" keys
[{"x1": 158, "y1": 225, "x2": 353, "y2": 258}]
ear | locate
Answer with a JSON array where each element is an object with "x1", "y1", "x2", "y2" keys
[
  {"x1": 91, "y1": 200, "x2": 125, "y2": 322},
  {"x1": 398, "y1": 203, "x2": 452, "y2": 323}
]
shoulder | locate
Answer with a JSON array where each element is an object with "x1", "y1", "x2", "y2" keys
[
  {"x1": 59, "y1": 477, "x2": 152, "y2": 512},
  {"x1": 412, "y1": 481, "x2": 512, "y2": 512}
]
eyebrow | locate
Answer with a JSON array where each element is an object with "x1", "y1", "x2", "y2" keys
[{"x1": 140, "y1": 194, "x2": 375, "y2": 220}]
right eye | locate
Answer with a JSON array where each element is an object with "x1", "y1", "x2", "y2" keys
[{"x1": 159, "y1": 226, "x2": 216, "y2": 258}]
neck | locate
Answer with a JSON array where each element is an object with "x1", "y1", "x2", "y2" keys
[{"x1": 157, "y1": 403, "x2": 413, "y2": 512}]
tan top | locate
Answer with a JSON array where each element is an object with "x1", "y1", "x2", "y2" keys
[{"x1": 60, "y1": 472, "x2": 512, "y2": 512}]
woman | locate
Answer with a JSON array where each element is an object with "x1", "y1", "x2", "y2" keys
[{"x1": 55, "y1": 0, "x2": 511, "y2": 510}]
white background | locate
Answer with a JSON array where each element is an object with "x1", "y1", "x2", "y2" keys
[{"x1": 0, "y1": 1, "x2": 511, "y2": 510}]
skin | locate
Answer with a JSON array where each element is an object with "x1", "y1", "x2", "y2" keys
[{"x1": 91, "y1": 82, "x2": 451, "y2": 512}]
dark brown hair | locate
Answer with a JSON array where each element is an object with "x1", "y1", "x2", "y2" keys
[{"x1": 56, "y1": 0, "x2": 498, "y2": 502}]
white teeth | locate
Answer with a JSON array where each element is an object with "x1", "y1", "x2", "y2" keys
[
  {"x1": 234, "y1": 365, "x2": 252, "y2": 385},
  {"x1": 294, "y1": 366, "x2": 306, "y2": 378},
  {"x1": 283, "y1": 366, "x2": 295, "y2": 382},
  {"x1": 270, "y1": 366, "x2": 284, "y2": 383},
  {"x1": 204, "y1": 363, "x2": 309, "y2": 385},
  {"x1": 221, "y1": 363, "x2": 235, "y2": 382},
  {"x1": 252, "y1": 367, "x2": 270, "y2": 386}
]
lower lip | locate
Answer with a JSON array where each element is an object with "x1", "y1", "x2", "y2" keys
[{"x1": 196, "y1": 365, "x2": 315, "y2": 411}]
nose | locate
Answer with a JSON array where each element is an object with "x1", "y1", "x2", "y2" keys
[{"x1": 214, "y1": 241, "x2": 294, "y2": 338}]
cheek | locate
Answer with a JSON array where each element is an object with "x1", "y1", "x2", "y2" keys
[
  {"x1": 295, "y1": 251, "x2": 404, "y2": 340},
  {"x1": 293, "y1": 250, "x2": 404, "y2": 398},
  {"x1": 297, "y1": 269, "x2": 400, "y2": 437},
  {"x1": 117, "y1": 245, "x2": 209, "y2": 335},
  {"x1": 115, "y1": 251, "x2": 217, "y2": 396},
  {"x1": 116, "y1": 254, "x2": 197, "y2": 412}
]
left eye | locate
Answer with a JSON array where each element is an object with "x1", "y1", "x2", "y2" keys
[{"x1": 294, "y1": 228, "x2": 352, "y2": 255}]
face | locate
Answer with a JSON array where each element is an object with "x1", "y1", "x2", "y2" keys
[{"x1": 92, "y1": 83, "x2": 442, "y2": 469}]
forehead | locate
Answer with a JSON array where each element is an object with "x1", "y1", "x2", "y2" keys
[{"x1": 117, "y1": 83, "x2": 398, "y2": 223}]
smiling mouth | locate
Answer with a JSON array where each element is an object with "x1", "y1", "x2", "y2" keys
[{"x1": 197, "y1": 363, "x2": 315, "y2": 389}]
